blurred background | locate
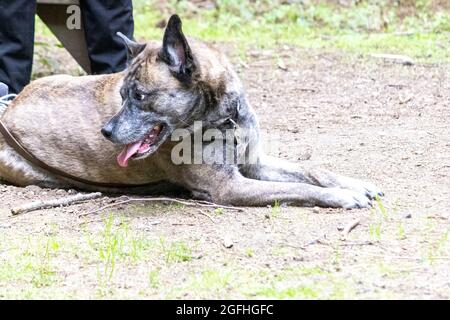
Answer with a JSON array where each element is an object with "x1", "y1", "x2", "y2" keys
[{"x1": 33, "y1": 0, "x2": 449, "y2": 78}]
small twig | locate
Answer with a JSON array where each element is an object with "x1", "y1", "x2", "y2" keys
[
  {"x1": 78, "y1": 217, "x2": 104, "y2": 227},
  {"x1": 393, "y1": 31, "x2": 415, "y2": 36},
  {"x1": 340, "y1": 250, "x2": 450, "y2": 261},
  {"x1": 302, "y1": 236, "x2": 330, "y2": 249},
  {"x1": 281, "y1": 234, "x2": 329, "y2": 250},
  {"x1": 340, "y1": 218, "x2": 361, "y2": 240},
  {"x1": 196, "y1": 209, "x2": 216, "y2": 223},
  {"x1": 387, "y1": 83, "x2": 408, "y2": 89},
  {"x1": 298, "y1": 88, "x2": 317, "y2": 93},
  {"x1": 304, "y1": 238, "x2": 321, "y2": 247},
  {"x1": 239, "y1": 60, "x2": 250, "y2": 69},
  {"x1": 11, "y1": 192, "x2": 102, "y2": 215},
  {"x1": 80, "y1": 196, "x2": 243, "y2": 217},
  {"x1": 191, "y1": 200, "x2": 243, "y2": 212},
  {"x1": 369, "y1": 53, "x2": 414, "y2": 65},
  {"x1": 338, "y1": 241, "x2": 374, "y2": 247}
]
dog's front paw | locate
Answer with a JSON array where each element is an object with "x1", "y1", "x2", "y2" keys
[
  {"x1": 340, "y1": 178, "x2": 384, "y2": 200},
  {"x1": 321, "y1": 188, "x2": 372, "y2": 209},
  {"x1": 355, "y1": 180, "x2": 384, "y2": 200},
  {"x1": 361, "y1": 181, "x2": 384, "y2": 199}
]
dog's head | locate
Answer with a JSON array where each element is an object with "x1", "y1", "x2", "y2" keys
[{"x1": 101, "y1": 14, "x2": 244, "y2": 167}]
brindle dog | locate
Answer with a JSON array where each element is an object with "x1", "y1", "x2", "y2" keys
[{"x1": 0, "y1": 15, "x2": 382, "y2": 208}]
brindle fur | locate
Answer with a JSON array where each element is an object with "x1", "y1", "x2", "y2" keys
[{"x1": 0, "y1": 15, "x2": 382, "y2": 208}]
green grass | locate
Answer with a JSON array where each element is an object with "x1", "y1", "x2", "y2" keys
[
  {"x1": 1, "y1": 217, "x2": 449, "y2": 299},
  {"x1": 148, "y1": 268, "x2": 161, "y2": 289},
  {"x1": 169, "y1": 265, "x2": 356, "y2": 299},
  {"x1": 159, "y1": 237, "x2": 194, "y2": 264},
  {"x1": 131, "y1": 0, "x2": 450, "y2": 63},
  {"x1": 33, "y1": 0, "x2": 449, "y2": 65},
  {"x1": 368, "y1": 195, "x2": 391, "y2": 241},
  {"x1": 268, "y1": 199, "x2": 281, "y2": 218},
  {"x1": 0, "y1": 235, "x2": 61, "y2": 298}
]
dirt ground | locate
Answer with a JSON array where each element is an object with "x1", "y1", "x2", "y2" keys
[{"x1": 0, "y1": 44, "x2": 449, "y2": 299}]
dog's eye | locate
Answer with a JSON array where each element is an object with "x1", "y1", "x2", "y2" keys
[{"x1": 132, "y1": 90, "x2": 146, "y2": 102}]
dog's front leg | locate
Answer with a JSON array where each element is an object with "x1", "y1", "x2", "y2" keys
[
  {"x1": 170, "y1": 164, "x2": 372, "y2": 208},
  {"x1": 241, "y1": 154, "x2": 383, "y2": 200}
]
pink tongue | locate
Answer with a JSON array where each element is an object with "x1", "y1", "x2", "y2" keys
[{"x1": 117, "y1": 141, "x2": 143, "y2": 167}]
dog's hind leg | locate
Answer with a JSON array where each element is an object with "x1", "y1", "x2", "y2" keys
[
  {"x1": 241, "y1": 154, "x2": 383, "y2": 200},
  {"x1": 0, "y1": 136, "x2": 66, "y2": 188}
]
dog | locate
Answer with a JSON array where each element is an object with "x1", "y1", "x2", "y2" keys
[{"x1": 0, "y1": 15, "x2": 382, "y2": 208}]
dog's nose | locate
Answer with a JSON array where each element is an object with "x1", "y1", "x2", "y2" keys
[{"x1": 101, "y1": 126, "x2": 113, "y2": 139}]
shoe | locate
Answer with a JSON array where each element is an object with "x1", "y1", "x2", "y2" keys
[
  {"x1": 0, "y1": 82, "x2": 16, "y2": 116},
  {"x1": 0, "y1": 82, "x2": 8, "y2": 96}
]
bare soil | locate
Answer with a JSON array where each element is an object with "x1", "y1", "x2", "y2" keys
[{"x1": 0, "y1": 44, "x2": 449, "y2": 299}]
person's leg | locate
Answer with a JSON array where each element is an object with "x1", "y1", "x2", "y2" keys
[
  {"x1": 80, "y1": 0, "x2": 134, "y2": 74},
  {"x1": 0, "y1": 1, "x2": 36, "y2": 94}
]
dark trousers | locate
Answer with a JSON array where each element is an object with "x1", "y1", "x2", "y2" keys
[{"x1": 0, "y1": 0, "x2": 134, "y2": 94}]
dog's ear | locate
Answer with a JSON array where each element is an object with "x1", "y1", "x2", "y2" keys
[
  {"x1": 160, "y1": 15, "x2": 196, "y2": 81},
  {"x1": 116, "y1": 32, "x2": 146, "y2": 63}
]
